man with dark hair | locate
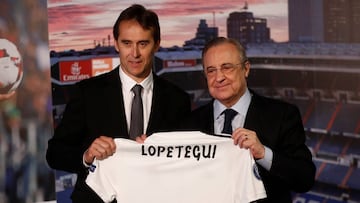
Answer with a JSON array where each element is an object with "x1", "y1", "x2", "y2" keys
[
  {"x1": 182, "y1": 37, "x2": 315, "y2": 202},
  {"x1": 46, "y1": 4, "x2": 191, "y2": 202}
]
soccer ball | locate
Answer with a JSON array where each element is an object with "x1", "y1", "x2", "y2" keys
[{"x1": 0, "y1": 38, "x2": 23, "y2": 94}]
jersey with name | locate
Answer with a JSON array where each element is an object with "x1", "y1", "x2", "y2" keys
[{"x1": 86, "y1": 131, "x2": 267, "y2": 203}]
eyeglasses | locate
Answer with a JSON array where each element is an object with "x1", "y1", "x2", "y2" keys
[{"x1": 205, "y1": 63, "x2": 242, "y2": 77}]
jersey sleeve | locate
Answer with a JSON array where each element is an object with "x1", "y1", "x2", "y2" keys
[
  {"x1": 86, "y1": 159, "x2": 116, "y2": 203},
  {"x1": 234, "y1": 150, "x2": 267, "y2": 202}
]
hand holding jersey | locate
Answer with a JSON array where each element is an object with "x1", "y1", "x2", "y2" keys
[
  {"x1": 232, "y1": 128, "x2": 266, "y2": 160},
  {"x1": 86, "y1": 131, "x2": 266, "y2": 203},
  {"x1": 135, "y1": 134, "x2": 147, "y2": 143},
  {"x1": 84, "y1": 136, "x2": 116, "y2": 164},
  {"x1": 84, "y1": 134, "x2": 147, "y2": 165}
]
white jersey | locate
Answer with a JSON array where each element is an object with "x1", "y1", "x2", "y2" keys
[{"x1": 86, "y1": 131, "x2": 267, "y2": 203}]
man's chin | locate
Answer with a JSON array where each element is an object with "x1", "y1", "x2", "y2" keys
[{"x1": 213, "y1": 94, "x2": 232, "y2": 102}]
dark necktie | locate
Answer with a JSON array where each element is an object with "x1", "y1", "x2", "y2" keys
[
  {"x1": 129, "y1": 84, "x2": 143, "y2": 140},
  {"x1": 221, "y1": 109, "x2": 238, "y2": 134}
]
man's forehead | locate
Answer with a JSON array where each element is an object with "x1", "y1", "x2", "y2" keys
[{"x1": 118, "y1": 33, "x2": 153, "y2": 43}]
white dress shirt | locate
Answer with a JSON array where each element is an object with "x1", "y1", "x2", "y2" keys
[
  {"x1": 119, "y1": 67, "x2": 153, "y2": 134},
  {"x1": 213, "y1": 88, "x2": 251, "y2": 135}
]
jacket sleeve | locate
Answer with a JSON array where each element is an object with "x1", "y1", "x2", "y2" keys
[
  {"x1": 267, "y1": 104, "x2": 316, "y2": 192},
  {"x1": 46, "y1": 83, "x2": 89, "y2": 174}
]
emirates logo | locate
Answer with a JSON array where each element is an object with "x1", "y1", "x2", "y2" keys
[{"x1": 71, "y1": 62, "x2": 81, "y2": 75}]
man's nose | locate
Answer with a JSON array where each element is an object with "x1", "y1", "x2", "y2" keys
[
  {"x1": 215, "y1": 69, "x2": 226, "y2": 82},
  {"x1": 131, "y1": 45, "x2": 140, "y2": 57}
]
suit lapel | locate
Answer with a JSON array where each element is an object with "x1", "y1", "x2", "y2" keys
[
  {"x1": 146, "y1": 74, "x2": 163, "y2": 134},
  {"x1": 192, "y1": 101, "x2": 215, "y2": 135},
  {"x1": 103, "y1": 67, "x2": 129, "y2": 138},
  {"x1": 204, "y1": 102, "x2": 215, "y2": 134},
  {"x1": 244, "y1": 93, "x2": 265, "y2": 135}
]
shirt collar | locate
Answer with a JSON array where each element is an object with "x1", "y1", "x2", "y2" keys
[
  {"x1": 119, "y1": 66, "x2": 153, "y2": 92},
  {"x1": 213, "y1": 88, "x2": 252, "y2": 119}
]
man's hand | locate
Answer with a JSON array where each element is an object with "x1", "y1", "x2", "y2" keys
[
  {"x1": 135, "y1": 134, "x2": 147, "y2": 143},
  {"x1": 84, "y1": 136, "x2": 116, "y2": 164},
  {"x1": 232, "y1": 128, "x2": 265, "y2": 159}
]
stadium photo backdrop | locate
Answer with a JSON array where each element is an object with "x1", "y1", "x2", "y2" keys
[
  {"x1": 0, "y1": 1, "x2": 54, "y2": 202},
  {"x1": 47, "y1": 1, "x2": 360, "y2": 203}
]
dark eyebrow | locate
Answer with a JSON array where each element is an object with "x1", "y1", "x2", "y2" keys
[
  {"x1": 119, "y1": 40, "x2": 150, "y2": 44},
  {"x1": 221, "y1": 62, "x2": 233, "y2": 66},
  {"x1": 138, "y1": 40, "x2": 150, "y2": 44},
  {"x1": 206, "y1": 63, "x2": 232, "y2": 69}
]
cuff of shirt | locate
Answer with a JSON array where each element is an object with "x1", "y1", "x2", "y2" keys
[
  {"x1": 256, "y1": 146, "x2": 273, "y2": 171},
  {"x1": 83, "y1": 153, "x2": 91, "y2": 168}
]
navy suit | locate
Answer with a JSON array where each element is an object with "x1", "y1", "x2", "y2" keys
[
  {"x1": 181, "y1": 90, "x2": 315, "y2": 202},
  {"x1": 46, "y1": 67, "x2": 191, "y2": 202}
]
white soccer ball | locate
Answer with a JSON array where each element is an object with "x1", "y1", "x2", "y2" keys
[{"x1": 0, "y1": 38, "x2": 23, "y2": 94}]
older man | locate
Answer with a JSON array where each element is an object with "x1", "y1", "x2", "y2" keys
[{"x1": 182, "y1": 37, "x2": 315, "y2": 202}]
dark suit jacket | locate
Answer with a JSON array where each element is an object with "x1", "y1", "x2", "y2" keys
[
  {"x1": 46, "y1": 67, "x2": 191, "y2": 202},
  {"x1": 181, "y1": 90, "x2": 315, "y2": 203}
]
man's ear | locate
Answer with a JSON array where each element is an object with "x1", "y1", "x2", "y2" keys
[
  {"x1": 114, "y1": 40, "x2": 119, "y2": 53},
  {"x1": 244, "y1": 62, "x2": 250, "y2": 78},
  {"x1": 154, "y1": 40, "x2": 160, "y2": 52}
]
